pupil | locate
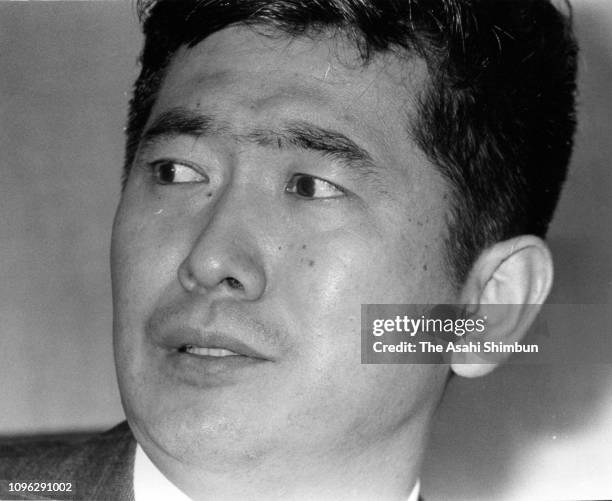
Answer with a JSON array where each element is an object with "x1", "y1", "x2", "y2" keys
[
  {"x1": 296, "y1": 176, "x2": 315, "y2": 197},
  {"x1": 159, "y1": 163, "x2": 175, "y2": 183}
]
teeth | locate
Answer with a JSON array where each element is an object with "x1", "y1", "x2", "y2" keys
[{"x1": 183, "y1": 345, "x2": 240, "y2": 357}]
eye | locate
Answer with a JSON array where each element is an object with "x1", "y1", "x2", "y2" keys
[
  {"x1": 147, "y1": 159, "x2": 209, "y2": 185},
  {"x1": 285, "y1": 173, "x2": 345, "y2": 199}
]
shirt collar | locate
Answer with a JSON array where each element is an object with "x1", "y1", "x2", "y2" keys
[
  {"x1": 407, "y1": 479, "x2": 421, "y2": 501},
  {"x1": 134, "y1": 444, "x2": 192, "y2": 501}
]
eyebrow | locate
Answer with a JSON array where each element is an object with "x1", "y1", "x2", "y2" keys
[
  {"x1": 140, "y1": 107, "x2": 379, "y2": 177},
  {"x1": 140, "y1": 108, "x2": 230, "y2": 147}
]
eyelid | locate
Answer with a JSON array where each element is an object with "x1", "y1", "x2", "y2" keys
[
  {"x1": 146, "y1": 158, "x2": 209, "y2": 184},
  {"x1": 286, "y1": 173, "x2": 346, "y2": 199}
]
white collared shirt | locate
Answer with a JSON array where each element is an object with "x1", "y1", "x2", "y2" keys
[
  {"x1": 134, "y1": 444, "x2": 420, "y2": 501},
  {"x1": 134, "y1": 445, "x2": 191, "y2": 501},
  {"x1": 407, "y1": 479, "x2": 420, "y2": 501}
]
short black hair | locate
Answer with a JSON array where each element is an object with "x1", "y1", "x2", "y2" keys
[{"x1": 124, "y1": 0, "x2": 578, "y2": 286}]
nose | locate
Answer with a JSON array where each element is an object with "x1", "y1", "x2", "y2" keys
[{"x1": 177, "y1": 188, "x2": 267, "y2": 301}]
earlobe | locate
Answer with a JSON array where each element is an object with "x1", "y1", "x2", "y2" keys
[{"x1": 450, "y1": 236, "x2": 554, "y2": 378}]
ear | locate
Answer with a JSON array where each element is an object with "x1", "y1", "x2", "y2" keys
[{"x1": 450, "y1": 235, "x2": 554, "y2": 378}]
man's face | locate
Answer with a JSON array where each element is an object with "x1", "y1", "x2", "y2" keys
[{"x1": 112, "y1": 26, "x2": 454, "y2": 472}]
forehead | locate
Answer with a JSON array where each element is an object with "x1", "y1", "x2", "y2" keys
[
  {"x1": 158, "y1": 25, "x2": 427, "y2": 110},
  {"x1": 149, "y1": 25, "x2": 433, "y2": 179}
]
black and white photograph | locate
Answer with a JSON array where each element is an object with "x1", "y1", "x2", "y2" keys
[{"x1": 1, "y1": 1, "x2": 611, "y2": 500}]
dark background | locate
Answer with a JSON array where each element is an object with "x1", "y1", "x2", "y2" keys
[{"x1": 1, "y1": 1, "x2": 610, "y2": 499}]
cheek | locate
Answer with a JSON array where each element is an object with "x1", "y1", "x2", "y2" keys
[
  {"x1": 280, "y1": 229, "x2": 417, "y2": 311},
  {"x1": 111, "y1": 200, "x2": 183, "y2": 330},
  {"x1": 275, "y1": 221, "x2": 452, "y2": 351},
  {"x1": 276, "y1": 230, "x2": 404, "y2": 347}
]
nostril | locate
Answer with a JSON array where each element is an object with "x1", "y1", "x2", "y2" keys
[{"x1": 225, "y1": 277, "x2": 244, "y2": 290}]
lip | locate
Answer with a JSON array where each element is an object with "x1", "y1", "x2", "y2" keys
[
  {"x1": 156, "y1": 327, "x2": 271, "y2": 361},
  {"x1": 150, "y1": 326, "x2": 272, "y2": 386}
]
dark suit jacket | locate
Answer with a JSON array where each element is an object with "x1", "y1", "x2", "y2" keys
[{"x1": 0, "y1": 421, "x2": 135, "y2": 501}]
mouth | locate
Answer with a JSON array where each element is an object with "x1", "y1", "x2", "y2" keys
[
  {"x1": 155, "y1": 325, "x2": 270, "y2": 359},
  {"x1": 146, "y1": 311, "x2": 275, "y2": 385},
  {"x1": 157, "y1": 335, "x2": 270, "y2": 385},
  {"x1": 178, "y1": 345, "x2": 242, "y2": 358}
]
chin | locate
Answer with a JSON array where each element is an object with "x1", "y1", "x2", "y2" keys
[{"x1": 126, "y1": 388, "x2": 276, "y2": 468}]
